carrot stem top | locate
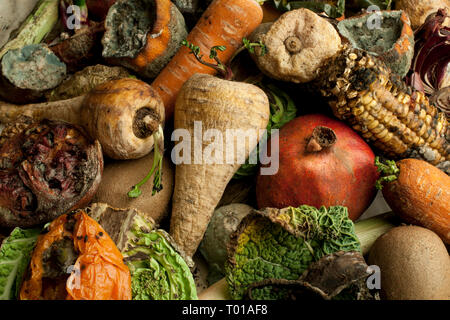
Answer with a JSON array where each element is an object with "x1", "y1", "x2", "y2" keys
[
  {"x1": 375, "y1": 156, "x2": 400, "y2": 190},
  {"x1": 181, "y1": 38, "x2": 267, "y2": 81}
]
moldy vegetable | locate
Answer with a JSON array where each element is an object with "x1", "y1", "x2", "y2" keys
[
  {"x1": 0, "y1": 44, "x2": 66, "y2": 104},
  {"x1": 248, "y1": 8, "x2": 342, "y2": 83},
  {"x1": 19, "y1": 210, "x2": 132, "y2": 300},
  {"x1": 102, "y1": 0, "x2": 188, "y2": 79},
  {"x1": 337, "y1": 10, "x2": 414, "y2": 78},
  {"x1": 0, "y1": 116, "x2": 103, "y2": 228}
]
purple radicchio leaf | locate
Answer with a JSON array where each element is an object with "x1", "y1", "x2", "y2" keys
[{"x1": 409, "y1": 8, "x2": 450, "y2": 95}]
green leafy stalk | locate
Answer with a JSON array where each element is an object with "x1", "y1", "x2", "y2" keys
[
  {"x1": 374, "y1": 156, "x2": 400, "y2": 190},
  {"x1": 128, "y1": 125, "x2": 164, "y2": 198},
  {"x1": 0, "y1": 0, "x2": 60, "y2": 59},
  {"x1": 182, "y1": 40, "x2": 232, "y2": 80},
  {"x1": 182, "y1": 38, "x2": 267, "y2": 80},
  {"x1": 243, "y1": 38, "x2": 267, "y2": 56}
]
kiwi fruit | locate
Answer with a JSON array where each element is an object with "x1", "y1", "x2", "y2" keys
[
  {"x1": 93, "y1": 151, "x2": 174, "y2": 223},
  {"x1": 368, "y1": 225, "x2": 450, "y2": 300}
]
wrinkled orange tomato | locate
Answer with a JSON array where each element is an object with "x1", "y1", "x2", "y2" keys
[{"x1": 20, "y1": 210, "x2": 131, "y2": 300}]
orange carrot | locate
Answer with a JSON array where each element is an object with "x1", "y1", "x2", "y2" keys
[{"x1": 151, "y1": 0, "x2": 264, "y2": 120}]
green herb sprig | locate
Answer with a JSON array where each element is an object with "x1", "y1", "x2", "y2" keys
[{"x1": 128, "y1": 125, "x2": 164, "y2": 198}]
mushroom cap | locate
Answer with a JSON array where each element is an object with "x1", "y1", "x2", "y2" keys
[{"x1": 250, "y1": 8, "x2": 342, "y2": 83}]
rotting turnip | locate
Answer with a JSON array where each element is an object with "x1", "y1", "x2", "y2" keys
[
  {"x1": 248, "y1": 8, "x2": 342, "y2": 83},
  {"x1": 0, "y1": 78, "x2": 165, "y2": 161},
  {"x1": 45, "y1": 64, "x2": 131, "y2": 101}
]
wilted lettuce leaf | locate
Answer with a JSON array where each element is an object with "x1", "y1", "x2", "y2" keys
[
  {"x1": 225, "y1": 205, "x2": 361, "y2": 300},
  {"x1": 0, "y1": 228, "x2": 40, "y2": 300},
  {"x1": 123, "y1": 215, "x2": 197, "y2": 300},
  {"x1": 234, "y1": 82, "x2": 297, "y2": 179}
]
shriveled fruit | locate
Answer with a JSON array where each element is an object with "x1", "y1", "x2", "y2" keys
[{"x1": 0, "y1": 116, "x2": 103, "y2": 228}]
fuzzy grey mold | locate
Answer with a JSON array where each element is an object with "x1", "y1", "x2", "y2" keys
[
  {"x1": 1, "y1": 43, "x2": 66, "y2": 91},
  {"x1": 102, "y1": 0, "x2": 187, "y2": 79},
  {"x1": 337, "y1": 10, "x2": 414, "y2": 78},
  {"x1": 102, "y1": 0, "x2": 156, "y2": 59}
]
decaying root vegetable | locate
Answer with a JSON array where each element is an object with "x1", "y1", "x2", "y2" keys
[
  {"x1": 248, "y1": 8, "x2": 342, "y2": 83},
  {"x1": 337, "y1": 10, "x2": 415, "y2": 78},
  {"x1": 0, "y1": 116, "x2": 103, "y2": 228},
  {"x1": 0, "y1": 44, "x2": 67, "y2": 104},
  {"x1": 50, "y1": 21, "x2": 105, "y2": 73},
  {"x1": 170, "y1": 73, "x2": 270, "y2": 258},
  {"x1": 0, "y1": 78, "x2": 165, "y2": 160},
  {"x1": 45, "y1": 64, "x2": 131, "y2": 101},
  {"x1": 102, "y1": 0, "x2": 187, "y2": 79},
  {"x1": 80, "y1": 78, "x2": 165, "y2": 160},
  {"x1": 151, "y1": 0, "x2": 264, "y2": 120},
  {"x1": 376, "y1": 158, "x2": 450, "y2": 244}
]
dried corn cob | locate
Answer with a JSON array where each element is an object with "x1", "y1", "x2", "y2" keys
[{"x1": 315, "y1": 45, "x2": 450, "y2": 173}]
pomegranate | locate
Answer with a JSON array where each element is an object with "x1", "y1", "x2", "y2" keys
[
  {"x1": 256, "y1": 114, "x2": 379, "y2": 221},
  {"x1": 0, "y1": 116, "x2": 103, "y2": 228}
]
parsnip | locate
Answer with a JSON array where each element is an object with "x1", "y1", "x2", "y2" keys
[
  {"x1": 0, "y1": 78, "x2": 165, "y2": 160},
  {"x1": 170, "y1": 73, "x2": 270, "y2": 258}
]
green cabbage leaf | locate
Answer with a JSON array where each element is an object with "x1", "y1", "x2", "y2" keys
[
  {"x1": 225, "y1": 205, "x2": 361, "y2": 300},
  {"x1": 0, "y1": 227, "x2": 40, "y2": 300}
]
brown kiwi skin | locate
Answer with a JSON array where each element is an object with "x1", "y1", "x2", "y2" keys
[
  {"x1": 92, "y1": 151, "x2": 174, "y2": 224},
  {"x1": 368, "y1": 225, "x2": 450, "y2": 300}
]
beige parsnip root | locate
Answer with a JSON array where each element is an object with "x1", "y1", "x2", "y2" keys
[
  {"x1": 170, "y1": 73, "x2": 270, "y2": 258},
  {"x1": 0, "y1": 96, "x2": 85, "y2": 125},
  {"x1": 0, "y1": 78, "x2": 165, "y2": 160}
]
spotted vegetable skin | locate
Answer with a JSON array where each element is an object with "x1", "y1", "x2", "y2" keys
[
  {"x1": 316, "y1": 45, "x2": 450, "y2": 172},
  {"x1": 225, "y1": 206, "x2": 361, "y2": 300},
  {"x1": 19, "y1": 210, "x2": 132, "y2": 300}
]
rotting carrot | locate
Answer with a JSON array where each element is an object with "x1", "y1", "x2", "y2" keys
[
  {"x1": 376, "y1": 158, "x2": 450, "y2": 245},
  {"x1": 150, "y1": 0, "x2": 264, "y2": 120}
]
